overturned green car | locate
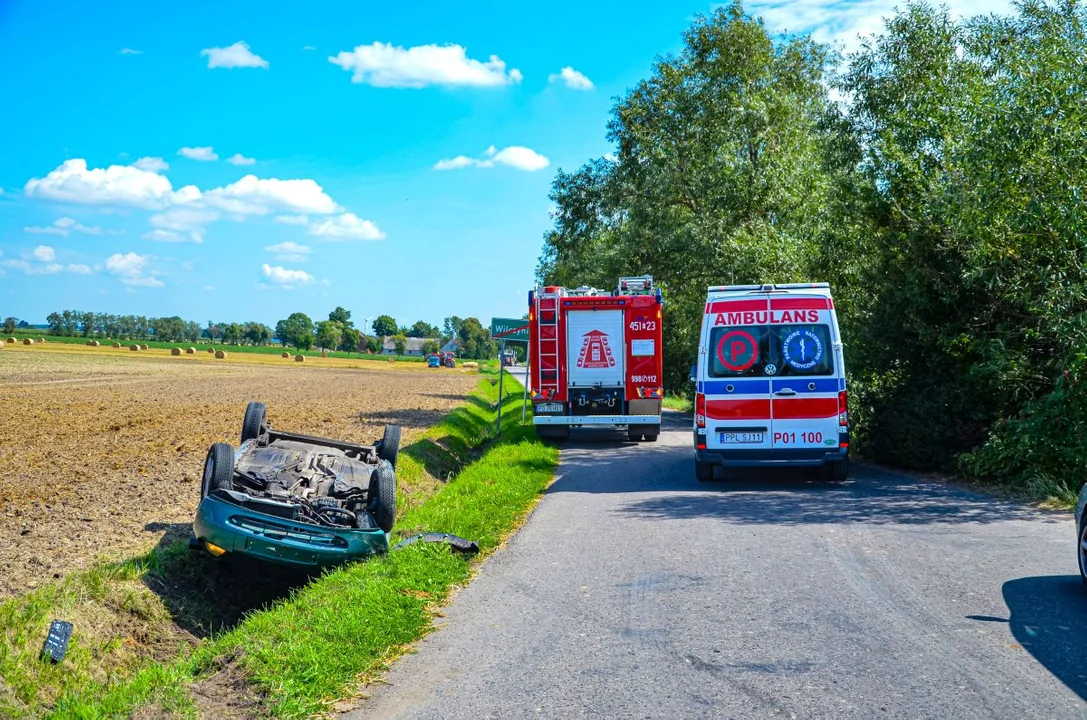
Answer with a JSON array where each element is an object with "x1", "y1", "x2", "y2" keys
[{"x1": 191, "y1": 401, "x2": 399, "y2": 569}]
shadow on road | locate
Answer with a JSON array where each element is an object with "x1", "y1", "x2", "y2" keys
[
  {"x1": 546, "y1": 419, "x2": 1062, "y2": 527},
  {"x1": 1003, "y1": 575, "x2": 1087, "y2": 701}
]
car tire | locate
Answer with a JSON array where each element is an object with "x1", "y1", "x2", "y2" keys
[
  {"x1": 202, "y1": 442, "x2": 235, "y2": 498},
  {"x1": 695, "y1": 459, "x2": 714, "y2": 482},
  {"x1": 371, "y1": 461, "x2": 397, "y2": 533},
  {"x1": 828, "y1": 459, "x2": 850, "y2": 482},
  {"x1": 378, "y1": 425, "x2": 401, "y2": 470},
  {"x1": 644, "y1": 433, "x2": 659, "y2": 443},
  {"x1": 627, "y1": 429, "x2": 643, "y2": 442},
  {"x1": 241, "y1": 401, "x2": 267, "y2": 443}
]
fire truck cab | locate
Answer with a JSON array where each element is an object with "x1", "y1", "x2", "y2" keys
[{"x1": 529, "y1": 275, "x2": 664, "y2": 442}]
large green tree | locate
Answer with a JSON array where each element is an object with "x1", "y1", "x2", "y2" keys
[
  {"x1": 539, "y1": 2, "x2": 841, "y2": 391},
  {"x1": 276, "y1": 313, "x2": 315, "y2": 350},
  {"x1": 372, "y1": 314, "x2": 397, "y2": 337}
]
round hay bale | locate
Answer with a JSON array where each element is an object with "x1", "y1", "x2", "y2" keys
[
  {"x1": 463, "y1": 361, "x2": 479, "y2": 369},
  {"x1": 215, "y1": 350, "x2": 227, "y2": 359},
  {"x1": 294, "y1": 354, "x2": 305, "y2": 362},
  {"x1": 23, "y1": 338, "x2": 34, "y2": 345},
  {"x1": 130, "y1": 344, "x2": 140, "y2": 351},
  {"x1": 86, "y1": 340, "x2": 100, "y2": 347},
  {"x1": 185, "y1": 347, "x2": 196, "y2": 354},
  {"x1": 112, "y1": 342, "x2": 121, "y2": 349},
  {"x1": 281, "y1": 351, "x2": 291, "y2": 358},
  {"x1": 207, "y1": 347, "x2": 216, "y2": 354},
  {"x1": 5, "y1": 337, "x2": 15, "y2": 344},
  {"x1": 140, "y1": 344, "x2": 148, "y2": 350},
  {"x1": 170, "y1": 347, "x2": 182, "y2": 356}
]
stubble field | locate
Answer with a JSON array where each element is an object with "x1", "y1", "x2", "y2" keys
[{"x1": 0, "y1": 343, "x2": 478, "y2": 597}]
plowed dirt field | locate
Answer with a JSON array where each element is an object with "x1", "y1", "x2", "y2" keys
[{"x1": 0, "y1": 344, "x2": 478, "y2": 597}]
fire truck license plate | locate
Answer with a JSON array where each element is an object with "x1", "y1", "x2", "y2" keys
[
  {"x1": 536, "y1": 403, "x2": 563, "y2": 413},
  {"x1": 719, "y1": 431, "x2": 764, "y2": 444}
]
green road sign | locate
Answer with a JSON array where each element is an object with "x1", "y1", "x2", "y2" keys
[{"x1": 490, "y1": 317, "x2": 529, "y2": 343}]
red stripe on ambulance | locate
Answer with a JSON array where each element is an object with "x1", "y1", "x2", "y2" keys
[
  {"x1": 706, "y1": 399, "x2": 771, "y2": 420},
  {"x1": 769, "y1": 298, "x2": 832, "y2": 311},
  {"x1": 772, "y1": 398, "x2": 839, "y2": 419},
  {"x1": 706, "y1": 300, "x2": 766, "y2": 314}
]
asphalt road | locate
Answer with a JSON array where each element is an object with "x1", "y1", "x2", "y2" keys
[{"x1": 350, "y1": 412, "x2": 1087, "y2": 719}]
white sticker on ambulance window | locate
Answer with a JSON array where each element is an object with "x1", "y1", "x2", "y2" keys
[{"x1": 631, "y1": 339, "x2": 655, "y2": 356}]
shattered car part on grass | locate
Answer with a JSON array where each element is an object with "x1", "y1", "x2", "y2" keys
[
  {"x1": 191, "y1": 401, "x2": 400, "y2": 569},
  {"x1": 393, "y1": 533, "x2": 480, "y2": 554}
]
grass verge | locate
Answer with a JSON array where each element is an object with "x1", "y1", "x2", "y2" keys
[
  {"x1": 0, "y1": 369, "x2": 555, "y2": 718},
  {"x1": 662, "y1": 394, "x2": 692, "y2": 413}
]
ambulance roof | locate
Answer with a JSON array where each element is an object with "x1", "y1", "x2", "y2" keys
[{"x1": 705, "y1": 283, "x2": 833, "y2": 301}]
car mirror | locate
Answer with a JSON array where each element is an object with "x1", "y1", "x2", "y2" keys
[{"x1": 689, "y1": 365, "x2": 696, "y2": 383}]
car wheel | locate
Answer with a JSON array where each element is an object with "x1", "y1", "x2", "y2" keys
[
  {"x1": 695, "y1": 459, "x2": 714, "y2": 482},
  {"x1": 202, "y1": 443, "x2": 235, "y2": 498},
  {"x1": 378, "y1": 425, "x2": 401, "y2": 470},
  {"x1": 828, "y1": 459, "x2": 850, "y2": 482},
  {"x1": 371, "y1": 461, "x2": 397, "y2": 533},
  {"x1": 627, "y1": 429, "x2": 643, "y2": 442},
  {"x1": 644, "y1": 434, "x2": 659, "y2": 443},
  {"x1": 241, "y1": 401, "x2": 267, "y2": 443}
]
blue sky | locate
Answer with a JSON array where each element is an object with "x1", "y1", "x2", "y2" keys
[{"x1": 0, "y1": 0, "x2": 1008, "y2": 333}]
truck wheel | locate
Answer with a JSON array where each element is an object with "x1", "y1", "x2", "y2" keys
[
  {"x1": 1079, "y1": 516, "x2": 1087, "y2": 588},
  {"x1": 695, "y1": 459, "x2": 714, "y2": 482},
  {"x1": 378, "y1": 425, "x2": 401, "y2": 470},
  {"x1": 644, "y1": 432, "x2": 659, "y2": 442},
  {"x1": 827, "y1": 459, "x2": 850, "y2": 482},
  {"x1": 370, "y1": 461, "x2": 397, "y2": 533},
  {"x1": 202, "y1": 443, "x2": 235, "y2": 498},
  {"x1": 627, "y1": 428, "x2": 643, "y2": 442},
  {"x1": 241, "y1": 401, "x2": 267, "y2": 443}
]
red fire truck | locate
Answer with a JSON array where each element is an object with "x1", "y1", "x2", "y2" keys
[{"x1": 528, "y1": 275, "x2": 664, "y2": 441}]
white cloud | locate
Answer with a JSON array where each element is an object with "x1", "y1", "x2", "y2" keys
[
  {"x1": 262, "y1": 263, "x2": 316, "y2": 286},
  {"x1": 2, "y1": 259, "x2": 62, "y2": 275},
  {"x1": 204, "y1": 175, "x2": 337, "y2": 215},
  {"x1": 265, "y1": 241, "x2": 312, "y2": 262},
  {"x1": 549, "y1": 66, "x2": 594, "y2": 90},
  {"x1": 307, "y1": 212, "x2": 385, "y2": 240},
  {"x1": 303, "y1": 46, "x2": 317, "y2": 51},
  {"x1": 119, "y1": 48, "x2": 142, "y2": 55},
  {"x1": 105, "y1": 251, "x2": 148, "y2": 277},
  {"x1": 274, "y1": 214, "x2": 309, "y2": 225},
  {"x1": 33, "y1": 245, "x2": 55, "y2": 262},
  {"x1": 178, "y1": 146, "x2": 218, "y2": 162},
  {"x1": 201, "y1": 41, "x2": 269, "y2": 69},
  {"x1": 149, "y1": 208, "x2": 218, "y2": 243},
  {"x1": 142, "y1": 229, "x2": 184, "y2": 242},
  {"x1": 746, "y1": 0, "x2": 1013, "y2": 55},
  {"x1": 24, "y1": 217, "x2": 103, "y2": 236},
  {"x1": 134, "y1": 157, "x2": 169, "y2": 173},
  {"x1": 25, "y1": 159, "x2": 186, "y2": 210},
  {"x1": 123, "y1": 276, "x2": 165, "y2": 287},
  {"x1": 67, "y1": 264, "x2": 92, "y2": 274},
  {"x1": 329, "y1": 42, "x2": 522, "y2": 88},
  {"x1": 434, "y1": 156, "x2": 477, "y2": 171},
  {"x1": 105, "y1": 251, "x2": 163, "y2": 286},
  {"x1": 226, "y1": 153, "x2": 256, "y2": 166},
  {"x1": 434, "y1": 145, "x2": 549, "y2": 172},
  {"x1": 203, "y1": 285, "x2": 215, "y2": 291},
  {"x1": 0, "y1": 187, "x2": 4, "y2": 194}
]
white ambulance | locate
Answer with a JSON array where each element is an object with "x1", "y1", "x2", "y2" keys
[{"x1": 692, "y1": 283, "x2": 849, "y2": 481}]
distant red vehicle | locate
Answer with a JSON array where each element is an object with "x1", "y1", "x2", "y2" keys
[{"x1": 528, "y1": 275, "x2": 664, "y2": 442}]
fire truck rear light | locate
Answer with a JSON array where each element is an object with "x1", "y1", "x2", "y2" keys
[
  {"x1": 838, "y1": 390, "x2": 849, "y2": 426},
  {"x1": 695, "y1": 393, "x2": 706, "y2": 429}
]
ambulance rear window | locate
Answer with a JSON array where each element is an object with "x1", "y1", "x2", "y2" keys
[{"x1": 708, "y1": 325, "x2": 834, "y2": 378}]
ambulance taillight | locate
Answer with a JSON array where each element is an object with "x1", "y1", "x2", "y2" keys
[
  {"x1": 696, "y1": 393, "x2": 706, "y2": 429},
  {"x1": 838, "y1": 390, "x2": 849, "y2": 426}
]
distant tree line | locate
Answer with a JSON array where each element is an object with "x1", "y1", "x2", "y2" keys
[
  {"x1": 35, "y1": 306, "x2": 501, "y2": 359},
  {"x1": 540, "y1": 0, "x2": 1087, "y2": 492}
]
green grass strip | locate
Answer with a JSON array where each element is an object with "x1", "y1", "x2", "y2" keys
[{"x1": 40, "y1": 371, "x2": 556, "y2": 719}]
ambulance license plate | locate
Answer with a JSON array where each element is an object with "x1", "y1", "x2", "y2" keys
[
  {"x1": 536, "y1": 403, "x2": 563, "y2": 413},
  {"x1": 719, "y1": 431, "x2": 764, "y2": 444}
]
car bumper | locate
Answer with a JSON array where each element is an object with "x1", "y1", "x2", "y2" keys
[
  {"x1": 694, "y1": 433, "x2": 849, "y2": 468},
  {"x1": 193, "y1": 495, "x2": 388, "y2": 569},
  {"x1": 534, "y1": 414, "x2": 662, "y2": 426}
]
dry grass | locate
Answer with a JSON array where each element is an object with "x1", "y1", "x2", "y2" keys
[{"x1": 0, "y1": 344, "x2": 480, "y2": 598}]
